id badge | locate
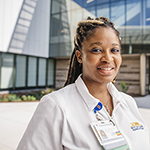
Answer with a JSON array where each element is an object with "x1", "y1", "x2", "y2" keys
[{"x1": 90, "y1": 120, "x2": 130, "y2": 150}]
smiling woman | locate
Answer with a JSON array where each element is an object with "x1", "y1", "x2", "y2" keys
[
  {"x1": 64, "y1": 17, "x2": 121, "y2": 86},
  {"x1": 76, "y1": 27, "x2": 122, "y2": 88},
  {"x1": 17, "y1": 17, "x2": 150, "y2": 150},
  {"x1": 65, "y1": 17, "x2": 122, "y2": 116}
]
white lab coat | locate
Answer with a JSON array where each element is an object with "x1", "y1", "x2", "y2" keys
[{"x1": 17, "y1": 75, "x2": 150, "y2": 150}]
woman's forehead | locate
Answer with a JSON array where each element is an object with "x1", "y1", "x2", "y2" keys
[
  {"x1": 85, "y1": 27, "x2": 119, "y2": 41},
  {"x1": 82, "y1": 27, "x2": 121, "y2": 48}
]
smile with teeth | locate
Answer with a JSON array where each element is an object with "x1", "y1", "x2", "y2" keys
[{"x1": 100, "y1": 68, "x2": 113, "y2": 71}]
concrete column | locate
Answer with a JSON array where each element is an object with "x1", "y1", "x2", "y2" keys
[
  {"x1": 140, "y1": 54, "x2": 146, "y2": 96},
  {"x1": 129, "y1": 36, "x2": 132, "y2": 54}
]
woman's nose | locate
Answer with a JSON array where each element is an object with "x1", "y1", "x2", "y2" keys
[{"x1": 101, "y1": 52, "x2": 113, "y2": 63}]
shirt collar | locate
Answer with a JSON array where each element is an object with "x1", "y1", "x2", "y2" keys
[
  {"x1": 75, "y1": 75, "x2": 99, "y2": 111},
  {"x1": 75, "y1": 75, "x2": 129, "y2": 112},
  {"x1": 107, "y1": 82, "x2": 129, "y2": 108}
]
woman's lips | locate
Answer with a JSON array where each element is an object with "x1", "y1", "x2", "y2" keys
[{"x1": 97, "y1": 66, "x2": 114, "y2": 75}]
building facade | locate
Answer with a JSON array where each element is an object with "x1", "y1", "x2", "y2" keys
[
  {"x1": 50, "y1": 0, "x2": 150, "y2": 95},
  {"x1": 0, "y1": 0, "x2": 55, "y2": 90},
  {"x1": 0, "y1": 0, "x2": 150, "y2": 95}
]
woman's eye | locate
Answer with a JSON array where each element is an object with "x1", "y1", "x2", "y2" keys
[
  {"x1": 111, "y1": 49, "x2": 120, "y2": 52},
  {"x1": 92, "y1": 49, "x2": 102, "y2": 52}
]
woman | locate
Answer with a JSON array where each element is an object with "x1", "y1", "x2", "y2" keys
[{"x1": 17, "y1": 17, "x2": 150, "y2": 150}]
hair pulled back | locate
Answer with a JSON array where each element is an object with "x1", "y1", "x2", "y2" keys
[{"x1": 64, "y1": 17, "x2": 120, "y2": 86}]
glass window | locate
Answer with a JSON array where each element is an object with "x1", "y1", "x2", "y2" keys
[
  {"x1": 1, "y1": 53, "x2": 14, "y2": 89},
  {"x1": 50, "y1": 12, "x2": 71, "y2": 43},
  {"x1": 84, "y1": 6, "x2": 96, "y2": 17},
  {"x1": 52, "y1": 0, "x2": 72, "y2": 14},
  {"x1": 110, "y1": 0, "x2": 125, "y2": 26},
  {"x1": 70, "y1": 8, "x2": 83, "y2": 36},
  {"x1": 59, "y1": 42, "x2": 72, "y2": 57},
  {"x1": 16, "y1": 55, "x2": 26, "y2": 87},
  {"x1": 83, "y1": 0, "x2": 95, "y2": 7},
  {"x1": 97, "y1": 0, "x2": 109, "y2": 5},
  {"x1": 59, "y1": 12, "x2": 71, "y2": 42},
  {"x1": 27, "y1": 57, "x2": 37, "y2": 87},
  {"x1": 97, "y1": 3, "x2": 109, "y2": 19},
  {"x1": 50, "y1": 14, "x2": 60, "y2": 38},
  {"x1": 50, "y1": 12, "x2": 72, "y2": 57},
  {"x1": 83, "y1": 7, "x2": 95, "y2": 20},
  {"x1": 65, "y1": 0, "x2": 72, "y2": 12},
  {"x1": 50, "y1": 43, "x2": 59, "y2": 57},
  {"x1": 146, "y1": 0, "x2": 150, "y2": 25},
  {"x1": 38, "y1": 58, "x2": 46, "y2": 86},
  {"x1": 47, "y1": 59, "x2": 54, "y2": 86},
  {"x1": 52, "y1": 0, "x2": 61, "y2": 14},
  {"x1": 126, "y1": 0, "x2": 141, "y2": 26},
  {"x1": 61, "y1": 0, "x2": 71, "y2": 12},
  {"x1": 143, "y1": 26, "x2": 150, "y2": 44},
  {"x1": 50, "y1": 42, "x2": 72, "y2": 57},
  {"x1": 71, "y1": 0, "x2": 83, "y2": 9}
]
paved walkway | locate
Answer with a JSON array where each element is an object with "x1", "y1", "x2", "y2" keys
[
  {"x1": 0, "y1": 96, "x2": 150, "y2": 150},
  {"x1": 0, "y1": 102, "x2": 38, "y2": 150}
]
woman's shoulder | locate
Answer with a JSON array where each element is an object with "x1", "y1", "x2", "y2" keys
[
  {"x1": 39, "y1": 83, "x2": 77, "y2": 107},
  {"x1": 119, "y1": 91, "x2": 138, "y2": 109},
  {"x1": 108, "y1": 82, "x2": 137, "y2": 106},
  {"x1": 119, "y1": 92, "x2": 134, "y2": 100}
]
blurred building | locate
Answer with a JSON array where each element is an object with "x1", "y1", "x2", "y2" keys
[
  {"x1": 0, "y1": 0, "x2": 150, "y2": 95},
  {"x1": 0, "y1": 0, "x2": 55, "y2": 91}
]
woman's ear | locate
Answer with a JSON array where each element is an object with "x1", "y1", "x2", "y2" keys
[{"x1": 75, "y1": 50, "x2": 83, "y2": 63}]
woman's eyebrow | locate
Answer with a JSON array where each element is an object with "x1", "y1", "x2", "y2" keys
[
  {"x1": 112, "y1": 43, "x2": 119, "y2": 46},
  {"x1": 89, "y1": 42, "x2": 120, "y2": 48},
  {"x1": 89, "y1": 42, "x2": 102, "y2": 47}
]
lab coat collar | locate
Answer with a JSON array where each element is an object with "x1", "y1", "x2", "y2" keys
[
  {"x1": 75, "y1": 75, "x2": 129, "y2": 112},
  {"x1": 75, "y1": 75, "x2": 99, "y2": 112},
  {"x1": 107, "y1": 82, "x2": 129, "y2": 109}
]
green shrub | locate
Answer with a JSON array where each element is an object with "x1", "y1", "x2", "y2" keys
[
  {"x1": 21, "y1": 95, "x2": 27, "y2": 101},
  {"x1": 38, "y1": 88, "x2": 54, "y2": 99},
  {"x1": 21, "y1": 95, "x2": 36, "y2": 101},
  {"x1": 27, "y1": 95, "x2": 36, "y2": 101},
  {"x1": 8, "y1": 94, "x2": 16, "y2": 100},
  {"x1": 0, "y1": 88, "x2": 55, "y2": 102},
  {"x1": 38, "y1": 91, "x2": 44, "y2": 97},
  {"x1": 120, "y1": 80, "x2": 129, "y2": 93},
  {"x1": 0, "y1": 96, "x2": 7, "y2": 102},
  {"x1": 0, "y1": 94, "x2": 22, "y2": 102},
  {"x1": 29, "y1": 93, "x2": 40, "y2": 100}
]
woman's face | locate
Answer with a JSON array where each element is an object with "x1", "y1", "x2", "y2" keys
[{"x1": 76, "y1": 27, "x2": 122, "y2": 85}]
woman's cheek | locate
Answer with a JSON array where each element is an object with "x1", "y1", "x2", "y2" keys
[{"x1": 86, "y1": 55, "x2": 98, "y2": 63}]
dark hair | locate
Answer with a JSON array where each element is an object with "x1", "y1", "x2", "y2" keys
[{"x1": 64, "y1": 17, "x2": 121, "y2": 86}]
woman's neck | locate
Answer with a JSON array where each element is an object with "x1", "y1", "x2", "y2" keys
[
  {"x1": 83, "y1": 78, "x2": 109, "y2": 102},
  {"x1": 82, "y1": 77, "x2": 113, "y2": 115}
]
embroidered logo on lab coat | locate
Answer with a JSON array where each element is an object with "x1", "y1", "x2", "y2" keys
[{"x1": 130, "y1": 122, "x2": 144, "y2": 131}]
